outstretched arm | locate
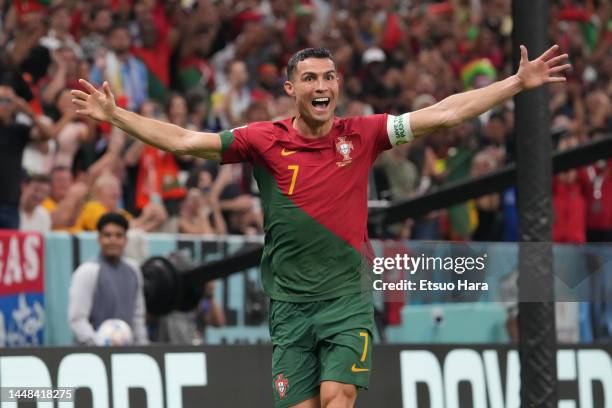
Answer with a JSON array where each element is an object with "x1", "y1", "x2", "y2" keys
[
  {"x1": 408, "y1": 44, "x2": 571, "y2": 138},
  {"x1": 71, "y1": 79, "x2": 223, "y2": 160}
]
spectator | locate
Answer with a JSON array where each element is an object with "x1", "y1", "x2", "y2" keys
[
  {"x1": 177, "y1": 25, "x2": 217, "y2": 96},
  {"x1": 375, "y1": 145, "x2": 418, "y2": 203},
  {"x1": 210, "y1": 60, "x2": 251, "y2": 129},
  {"x1": 40, "y1": 46, "x2": 84, "y2": 108},
  {"x1": 39, "y1": 4, "x2": 82, "y2": 58},
  {"x1": 208, "y1": 164, "x2": 263, "y2": 235},
  {"x1": 42, "y1": 166, "x2": 88, "y2": 231},
  {"x1": 129, "y1": 95, "x2": 191, "y2": 231},
  {"x1": 52, "y1": 89, "x2": 92, "y2": 168},
  {"x1": 0, "y1": 82, "x2": 53, "y2": 229},
  {"x1": 553, "y1": 134, "x2": 587, "y2": 243},
  {"x1": 68, "y1": 212, "x2": 148, "y2": 345},
  {"x1": 179, "y1": 188, "x2": 226, "y2": 235},
  {"x1": 471, "y1": 147, "x2": 503, "y2": 241},
  {"x1": 166, "y1": 93, "x2": 197, "y2": 179},
  {"x1": 4, "y1": 6, "x2": 46, "y2": 67},
  {"x1": 256, "y1": 62, "x2": 283, "y2": 96},
  {"x1": 90, "y1": 23, "x2": 148, "y2": 111},
  {"x1": 21, "y1": 115, "x2": 56, "y2": 175},
  {"x1": 185, "y1": 90, "x2": 210, "y2": 131},
  {"x1": 581, "y1": 158, "x2": 612, "y2": 243},
  {"x1": 132, "y1": 8, "x2": 175, "y2": 103},
  {"x1": 19, "y1": 174, "x2": 51, "y2": 233},
  {"x1": 75, "y1": 172, "x2": 166, "y2": 232},
  {"x1": 361, "y1": 47, "x2": 398, "y2": 113},
  {"x1": 374, "y1": 143, "x2": 418, "y2": 239},
  {"x1": 122, "y1": 99, "x2": 164, "y2": 213},
  {"x1": 80, "y1": 6, "x2": 113, "y2": 63}
]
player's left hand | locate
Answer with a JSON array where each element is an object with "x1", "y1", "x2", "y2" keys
[
  {"x1": 516, "y1": 44, "x2": 571, "y2": 90},
  {"x1": 71, "y1": 79, "x2": 117, "y2": 122}
]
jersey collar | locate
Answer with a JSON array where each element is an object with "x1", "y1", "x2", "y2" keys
[{"x1": 274, "y1": 116, "x2": 344, "y2": 147}]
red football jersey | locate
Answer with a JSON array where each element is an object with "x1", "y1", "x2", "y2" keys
[{"x1": 220, "y1": 114, "x2": 412, "y2": 301}]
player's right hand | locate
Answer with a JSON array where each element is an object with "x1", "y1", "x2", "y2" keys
[{"x1": 71, "y1": 79, "x2": 116, "y2": 123}]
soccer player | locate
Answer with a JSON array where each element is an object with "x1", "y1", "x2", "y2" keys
[{"x1": 71, "y1": 45, "x2": 570, "y2": 407}]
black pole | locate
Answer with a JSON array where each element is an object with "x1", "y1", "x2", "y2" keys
[{"x1": 513, "y1": 1, "x2": 557, "y2": 406}]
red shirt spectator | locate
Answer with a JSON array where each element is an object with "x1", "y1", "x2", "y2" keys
[
  {"x1": 553, "y1": 176, "x2": 587, "y2": 243},
  {"x1": 580, "y1": 160, "x2": 612, "y2": 233}
]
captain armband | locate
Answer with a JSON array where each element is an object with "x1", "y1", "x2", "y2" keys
[{"x1": 386, "y1": 113, "x2": 413, "y2": 146}]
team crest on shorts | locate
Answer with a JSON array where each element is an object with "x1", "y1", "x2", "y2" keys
[
  {"x1": 335, "y1": 136, "x2": 354, "y2": 167},
  {"x1": 275, "y1": 374, "x2": 289, "y2": 399}
]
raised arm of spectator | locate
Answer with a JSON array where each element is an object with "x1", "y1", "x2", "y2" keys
[
  {"x1": 13, "y1": 97, "x2": 55, "y2": 141},
  {"x1": 71, "y1": 79, "x2": 223, "y2": 160},
  {"x1": 407, "y1": 45, "x2": 571, "y2": 139},
  {"x1": 123, "y1": 139, "x2": 145, "y2": 167},
  {"x1": 84, "y1": 130, "x2": 125, "y2": 185},
  {"x1": 41, "y1": 52, "x2": 68, "y2": 106},
  {"x1": 209, "y1": 195, "x2": 227, "y2": 235},
  {"x1": 51, "y1": 109, "x2": 78, "y2": 137},
  {"x1": 49, "y1": 181, "x2": 88, "y2": 229}
]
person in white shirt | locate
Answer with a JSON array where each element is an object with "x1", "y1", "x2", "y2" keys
[
  {"x1": 68, "y1": 212, "x2": 149, "y2": 345},
  {"x1": 19, "y1": 174, "x2": 51, "y2": 232},
  {"x1": 39, "y1": 4, "x2": 83, "y2": 58}
]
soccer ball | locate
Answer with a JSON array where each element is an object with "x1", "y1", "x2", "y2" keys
[{"x1": 95, "y1": 319, "x2": 134, "y2": 346}]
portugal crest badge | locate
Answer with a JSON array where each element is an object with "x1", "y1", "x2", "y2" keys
[
  {"x1": 335, "y1": 136, "x2": 354, "y2": 167},
  {"x1": 275, "y1": 374, "x2": 289, "y2": 399}
]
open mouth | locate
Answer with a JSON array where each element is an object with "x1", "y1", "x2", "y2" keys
[{"x1": 311, "y1": 97, "x2": 331, "y2": 111}]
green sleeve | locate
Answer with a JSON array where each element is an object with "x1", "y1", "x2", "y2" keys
[{"x1": 219, "y1": 130, "x2": 235, "y2": 154}]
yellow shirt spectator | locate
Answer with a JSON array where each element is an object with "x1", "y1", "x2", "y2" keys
[
  {"x1": 42, "y1": 197, "x2": 56, "y2": 212},
  {"x1": 74, "y1": 201, "x2": 132, "y2": 231}
]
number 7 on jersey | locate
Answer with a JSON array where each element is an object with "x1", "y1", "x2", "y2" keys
[{"x1": 287, "y1": 165, "x2": 299, "y2": 195}]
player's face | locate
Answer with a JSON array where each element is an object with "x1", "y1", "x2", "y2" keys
[
  {"x1": 98, "y1": 223, "x2": 127, "y2": 260},
  {"x1": 285, "y1": 58, "x2": 339, "y2": 125}
]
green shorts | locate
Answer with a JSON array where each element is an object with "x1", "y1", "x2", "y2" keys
[{"x1": 269, "y1": 294, "x2": 374, "y2": 408}]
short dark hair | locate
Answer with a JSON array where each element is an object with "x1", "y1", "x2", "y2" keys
[
  {"x1": 286, "y1": 48, "x2": 336, "y2": 80},
  {"x1": 97, "y1": 212, "x2": 129, "y2": 232}
]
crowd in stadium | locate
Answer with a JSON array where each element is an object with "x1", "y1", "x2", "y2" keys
[{"x1": 0, "y1": 0, "x2": 609, "y2": 242}]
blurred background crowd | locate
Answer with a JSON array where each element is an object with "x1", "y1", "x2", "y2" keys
[{"x1": 0, "y1": 0, "x2": 610, "y2": 244}]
